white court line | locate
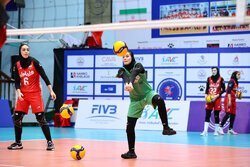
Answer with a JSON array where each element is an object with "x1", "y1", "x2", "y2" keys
[{"x1": 0, "y1": 164, "x2": 25, "y2": 167}]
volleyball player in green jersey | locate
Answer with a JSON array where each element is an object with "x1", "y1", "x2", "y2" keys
[{"x1": 117, "y1": 51, "x2": 176, "y2": 159}]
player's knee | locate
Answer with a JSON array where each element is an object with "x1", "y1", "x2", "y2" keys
[
  {"x1": 13, "y1": 111, "x2": 25, "y2": 127},
  {"x1": 35, "y1": 112, "x2": 47, "y2": 126},
  {"x1": 152, "y1": 95, "x2": 164, "y2": 106}
]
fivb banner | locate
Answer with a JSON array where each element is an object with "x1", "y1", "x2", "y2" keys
[{"x1": 75, "y1": 100, "x2": 190, "y2": 131}]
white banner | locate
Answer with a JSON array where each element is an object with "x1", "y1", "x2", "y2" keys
[
  {"x1": 67, "y1": 69, "x2": 93, "y2": 81},
  {"x1": 95, "y1": 55, "x2": 123, "y2": 67},
  {"x1": 95, "y1": 83, "x2": 123, "y2": 95},
  {"x1": 155, "y1": 69, "x2": 185, "y2": 100},
  {"x1": 134, "y1": 54, "x2": 154, "y2": 67},
  {"x1": 155, "y1": 54, "x2": 185, "y2": 67},
  {"x1": 186, "y1": 83, "x2": 206, "y2": 96},
  {"x1": 67, "y1": 55, "x2": 94, "y2": 68},
  {"x1": 186, "y1": 68, "x2": 211, "y2": 81},
  {"x1": 137, "y1": 101, "x2": 190, "y2": 131},
  {"x1": 220, "y1": 53, "x2": 250, "y2": 66},
  {"x1": 75, "y1": 100, "x2": 128, "y2": 129},
  {"x1": 95, "y1": 69, "x2": 120, "y2": 81},
  {"x1": 67, "y1": 83, "x2": 93, "y2": 95},
  {"x1": 220, "y1": 68, "x2": 250, "y2": 81},
  {"x1": 75, "y1": 100, "x2": 190, "y2": 131},
  {"x1": 187, "y1": 53, "x2": 218, "y2": 66}
]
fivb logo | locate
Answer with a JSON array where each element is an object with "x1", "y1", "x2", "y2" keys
[
  {"x1": 141, "y1": 105, "x2": 179, "y2": 120},
  {"x1": 88, "y1": 104, "x2": 118, "y2": 119}
]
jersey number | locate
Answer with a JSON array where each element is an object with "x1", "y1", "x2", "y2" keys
[
  {"x1": 209, "y1": 88, "x2": 217, "y2": 94},
  {"x1": 24, "y1": 77, "x2": 29, "y2": 85}
]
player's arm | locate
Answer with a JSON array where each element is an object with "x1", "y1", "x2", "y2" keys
[
  {"x1": 13, "y1": 63, "x2": 24, "y2": 101},
  {"x1": 116, "y1": 68, "x2": 133, "y2": 91},
  {"x1": 33, "y1": 58, "x2": 56, "y2": 101},
  {"x1": 205, "y1": 77, "x2": 209, "y2": 100},
  {"x1": 227, "y1": 80, "x2": 234, "y2": 107},
  {"x1": 219, "y1": 78, "x2": 226, "y2": 97},
  {"x1": 130, "y1": 63, "x2": 145, "y2": 83}
]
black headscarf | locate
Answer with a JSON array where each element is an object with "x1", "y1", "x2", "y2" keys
[
  {"x1": 211, "y1": 67, "x2": 220, "y2": 83},
  {"x1": 19, "y1": 43, "x2": 32, "y2": 68},
  {"x1": 123, "y1": 51, "x2": 136, "y2": 72},
  {"x1": 231, "y1": 71, "x2": 239, "y2": 85}
]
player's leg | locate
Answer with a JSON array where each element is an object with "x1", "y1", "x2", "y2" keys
[
  {"x1": 35, "y1": 112, "x2": 55, "y2": 150},
  {"x1": 200, "y1": 109, "x2": 212, "y2": 136},
  {"x1": 152, "y1": 94, "x2": 176, "y2": 135},
  {"x1": 228, "y1": 102, "x2": 237, "y2": 135},
  {"x1": 30, "y1": 92, "x2": 54, "y2": 150},
  {"x1": 7, "y1": 111, "x2": 25, "y2": 150},
  {"x1": 8, "y1": 96, "x2": 29, "y2": 150},
  {"x1": 121, "y1": 116, "x2": 138, "y2": 159},
  {"x1": 213, "y1": 98, "x2": 222, "y2": 135},
  {"x1": 213, "y1": 110, "x2": 220, "y2": 135},
  {"x1": 219, "y1": 113, "x2": 230, "y2": 135}
]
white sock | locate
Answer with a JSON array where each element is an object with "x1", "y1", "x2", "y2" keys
[
  {"x1": 214, "y1": 124, "x2": 219, "y2": 132},
  {"x1": 203, "y1": 122, "x2": 209, "y2": 132}
]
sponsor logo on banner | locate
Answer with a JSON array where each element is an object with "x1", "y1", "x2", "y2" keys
[
  {"x1": 157, "y1": 78, "x2": 182, "y2": 100},
  {"x1": 199, "y1": 85, "x2": 205, "y2": 94},
  {"x1": 72, "y1": 85, "x2": 88, "y2": 93},
  {"x1": 232, "y1": 56, "x2": 239, "y2": 65},
  {"x1": 139, "y1": 105, "x2": 179, "y2": 125},
  {"x1": 100, "y1": 70, "x2": 117, "y2": 81},
  {"x1": 197, "y1": 55, "x2": 207, "y2": 65},
  {"x1": 227, "y1": 69, "x2": 244, "y2": 78},
  {"x1": 70, "y1": 72, "x2": 90, "y2": 79},
  {"x1": 87, "y1": 104, "x2": 118, "y2": 120},
  {"x1": 99, "y1": 56, "x2": 118, "y2": 67},
  {"x1": 167, "y1": 43, "x2": 175, "y2": 48},
  {"x1": 101, "y1": 85, "x2": 116, "y2": 93},
  {"x1": 228, "y1": 43, "x2": 247, "y2": 48},
  {"x1": 197, "y1": 70, "x2": 206, "y2": 79},
  {"x1": 77, "y1": 57, "x2": 85, "y2": 66},
  {"x1": 135, "y1": 56, "x2": 144, "y2": 63},
  {"x1": 239, "y1": 86, "x2": 247, "y2": 94},
  {"x1": 207, "y1": 43, "x2": 219, "y2": 48}
]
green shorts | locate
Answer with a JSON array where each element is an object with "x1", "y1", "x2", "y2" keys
[{"x1": 127, "y1": 91, "x2": 157, "y2": 118}]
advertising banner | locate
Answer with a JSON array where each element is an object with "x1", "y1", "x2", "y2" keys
[
  {"x1": 187, "y1": 53, "x2": 218, "y2": 66},
  {"x1": 187, "y1": 101, "x2": 250, "y2": 133},
  {"x1": 67, "y1": 55, "x2": 94, "y2": 68}
]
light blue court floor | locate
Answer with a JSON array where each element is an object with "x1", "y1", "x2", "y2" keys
[{"x1": 0, "y1": 127, "x2": 250, "y2": 148}]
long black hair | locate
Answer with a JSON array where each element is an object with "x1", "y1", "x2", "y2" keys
[
  {"x1": 231, "y1": 71, "x2": 239, "y2": 85},
  {"x1": 19, "y1": 43, "x2": 32, "y2": 68}
]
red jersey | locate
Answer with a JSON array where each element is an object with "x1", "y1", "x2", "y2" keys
[
  {"x1": 0, "y1": 25, "x2": 7, "y2": 49},
  {"x1": 17, "y1": 60, "x2": 41, "y2": 93},
  {"x1": 208, "y1": 76, "x2": 222, "y2": 95},
  {"x1": 225, "y1": 79, "x2": 238, "y2": 101}
]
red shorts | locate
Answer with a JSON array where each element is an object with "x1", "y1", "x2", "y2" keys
[
  {"x1": 224, "y1": 98, "x2": 236, "y2": 114},
  {"x1": 15, "y1": 92, "x2": 44, "y2": 114},
  {"x1": 205, "y1": 97, "x2": 222, "y2": 111}
]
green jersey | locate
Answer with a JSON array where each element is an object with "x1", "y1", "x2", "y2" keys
[{"x1": 122, "y1": 63, "x2": 157, "y2": 118}]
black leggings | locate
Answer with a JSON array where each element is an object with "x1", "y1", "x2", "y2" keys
[
  {"x1": 152, "y1": 95, "x2": 169, "y2": 128},
  {"x1": 13, "y1": 111, "x2": 52, "y2": 143},
  {"x1": 126, "y1": 117, "x2": 138, "y2": 152},
  {"x1": 205, "y1": 110, "x2": 220, "y2": 124},
  {"x1": 220, "y1": 113, "x2": 236, "y2": 129}
]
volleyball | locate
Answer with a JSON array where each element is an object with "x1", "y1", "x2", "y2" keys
[
  {"x1": 113, "y1": 41, "x2": 128, "y2": 57},
  {"x1": 59, "y1": 104, "x2": 74, "y2": 119},
  {"x1": 206, "y1": 95, "x2": 214, "y2": 103},
  {"x1": 237, "y1": 91, "x2": 242, "y2": 99},
  {"x1": 70, "y1": 145, "x2": 86, "y2": 160}
]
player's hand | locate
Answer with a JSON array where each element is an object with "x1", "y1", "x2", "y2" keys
[
  {"x1": 205, "y1": 94, "x2": 208, "y2": 101},
  {"x1": 124, "y1": 83, "x2": 133, "y2": 92},
  {"x1": 213, "y1": 94, "x2": 219, "y2": 101},
  {"x1": 18, "y1": 92, "x2": 24, "y2": 101},
  {"x1": 127, "y1": 83, "x2": 134, "y2": 91},
  {"x1": 50, "y1": 91, "x2": 56, "y2": 101}
]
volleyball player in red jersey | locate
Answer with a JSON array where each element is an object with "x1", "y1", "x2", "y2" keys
[
  {"x1": 201, "y1": 67, "x2": 225, "y2": 136},
  {"x1": 218, "y1": 71, "x2": 241, "y2": 135},
  {"x1": 8, "y1": 44, "x2": 56, "y2": 150}
]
